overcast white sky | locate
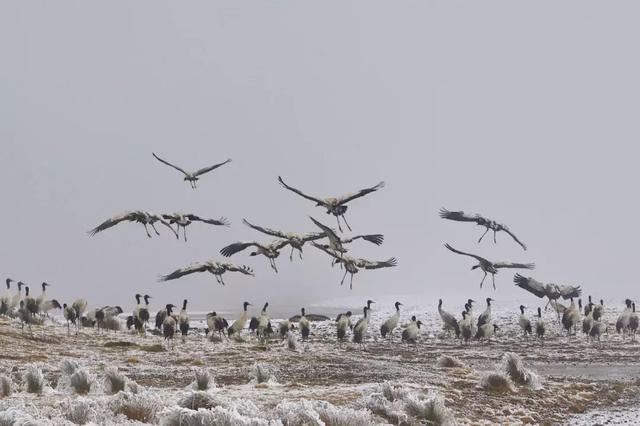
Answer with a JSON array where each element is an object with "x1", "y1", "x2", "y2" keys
[{"x1": 2, "y1": 2, "x2": 639, "y2": 315}]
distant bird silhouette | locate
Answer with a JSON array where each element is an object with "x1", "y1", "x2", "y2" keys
[
  {"x1": 513, "y1": 274, "x2": 582, "y2": 314},
  {"x1": 220, "y1": 240, "x2": 287, "y2": 272},
  {"x1": 159, "y1": 261, "x2": 254, "y2": 286},
  {"x1": 152, "y1": 152, "x2": 231, "y2": 189},
  {"x1": 278, "y1": 176, "x2": 384, "y2": 232},
  {"x1": 242, "y1": 218, "x2": 325, "y2": 261},
  {"x1": 311, "y1": 242, "x2": 397, "y2": 289},
  {"x1": 445, "y1": 244, "x2": 534, "y2": 289},
  {"x1": 439, "y1": 208, "x2": 527, "y2": 250},
  {"x1": 89, "y1": 210, "x2": 178, "y2": 239},
  {"x1": 162, "y1": 213, "x2": 230, "y2": 242}
]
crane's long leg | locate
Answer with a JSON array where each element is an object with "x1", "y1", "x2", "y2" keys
[
  {"x1": 298, "y1": 248, "x2": 303, "y2": 260},
  {"x1": 143, "y1": 224, "x2": 152, "y2": 238},
  {"x1": 289, "y1": 246, "x2": 294, "y2": 262},
  {"x1": 480, "y1": 272, "x2": 487, "y2": 288},
  {"x1": 349, "y1": 273, "x2": 354, "y2": 290},
  {"x1": 492, "y1": 274, "x2": 496, "y2": 290},
  {"x1": 478, "y1": 227, "x2": 490, "y2": 243},
  {"x1": 151, "y1": 223, "x2": 161, "y2": 236},
  {"x1": 270, "y1": 259, "x2": 278, "y2": 273},
  {"x1": 341, "y1": 215, "x2": 353, "y2": 232},
  {"x1": 219, "y1": 275, "x2": 226, "y2": 286},
  {"x1": 183, "y1": 227, "x2": 188, "y2": 242},
  {"x1": 335, "y1": 215, "x2": 343, "y2": 233},
  {"x1": 340, "y1": 270, "x2": 348, "y2": 286},
  {"x1": 493, "y1": 230, "x2": 497, "y2": 244}
]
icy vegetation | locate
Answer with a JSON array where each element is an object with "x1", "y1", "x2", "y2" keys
[
  {"x1": 479, "y1": 372, "x2": 514, "y2": 393},
  {"x1": 501, "y1": 352, "x2": 543, "y2": 389},
  {"x1": 103, "y1": 367, "x2": 127, "y2": 394},
  {"x1": 436, "y1": 355, "x2": 467, "y2": 369},
  {"x1": 0, "y1": 376, "x2": 11, "y2": 398},
  {"x1": 23, "y1": 364, "x2": 44, "y2": 395},
  {"x1": 1, "y1": 302, "x2": 639, "y2": 424}
]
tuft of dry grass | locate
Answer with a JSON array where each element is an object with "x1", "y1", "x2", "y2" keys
[
  {"x1": 437, "y1": 355, "x2": 467, "y2": 369},
  {"x1": 112, "y1": 392, "x2": 161, "y2": 423},
  {"x1": 252, "y1": 363, "x2": 275, "y2": 384},
  {"x1": 194, "y1": 369, "x2": 214, "y2": 391},
  {"x1": 177, "y1": 391, "x2": 216, "y2": 410},
  {"x1": 70, "y1": 369, "x2": 93, "y2": 395},
  {"x1": 479, "y1": 372, "x2": 514, "y2": 393},
  {"x1": 139, "y1": 344, "x2": 165, "y2": 353},
  {"x1": 0, "y1": 375, "x2": 11, "y2": 398},
  {"x1": 404, "y1": 393, "x2": 455, "y2": 426},
  {"x1": 65, "y1": 398, "x2": 93, "y2": 425},
  {"x1": 103, "y1": 367, "x2": 127, "y2": 394},
  {"x1": 502, "y1": 352, "x2": 542, "y2": 389},
  {"x1": 23, "y1": 364, "x2": 44, "y2": 394}
]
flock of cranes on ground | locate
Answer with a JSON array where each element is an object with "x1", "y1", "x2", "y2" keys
[{"x1": 2, "y1": 153, "x2": 639, "y2": 346}]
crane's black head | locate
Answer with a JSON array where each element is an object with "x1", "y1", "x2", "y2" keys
[
  {"x1": 416, "y1": 321, "x2": 423, "y2": 328},
  {"x1": 114, "y1": 306, "x2": 123, "y2": 314},
  {"x1": 262, "y1": 302, "x2": 269, "y2": 311},
  {"x1": 346, "y1": 311, "x2": 352, "y2": 317},
  {"x1": 51, "y1": 299, "x2": 62, "y2": 309},
  {"x1": 486, "y1": 297, "x2": 494, "y2": 305},
  {"x1": 63, "y1": 303, "x2": 68, "y2": 309},
  {"x1": 464, "y1": 303, "x2": 469, "y2": 312},
  {"x1": 301, "y1": 307, "x2": 306, "y2": 316},
  {"x1": 366, "y1": 300, "x2": 375, "y2": 308},
  {"x1": 467, "y1": 299, "x2": 475, "y2": 305},
  {"x1": 144, "y1": 294, "x2": 151, "y2": 302},
  {"x1": 537, "y1": 307, "x2": 542, "y2": 317},
  {"x1": 42, "y1": 282, "x2": 51, "y2": 290},
  {"x1": 438, "y1": 299, "x2": 443, "y2": 307},
  {"x1": 600, "y1": 299, "x2": 604, "y2": 305},
  {"x1": 5, "y1": 278, "x2": 11, "y2": 289},
  {"x1": 25, "y1": 286, "x2": 30, "y2": 296},
  {"x1": 411, "y1": 315, "x2": 416, "y2": 321},
  {"x1": 519, "y1": 305, "x2": 526, "y2": 313},
  {"x1": 395, "y1": 301, "x2": 402, "y2": 309},
  {"x1": 243, "y1": 301, "x2": 251, "y2": 310},
  {"x1": 363, "y1": 306, "x2": 369, "y2": 315},
  {"x1": 20, "y1": 300, "x2": 25, "y2": 308},
  {"x1": 17, "y1": 281, "x2": 24, "y2": 290},
  {"x1": 211, "y1": 311, "x2": 217, "y2": 316}
]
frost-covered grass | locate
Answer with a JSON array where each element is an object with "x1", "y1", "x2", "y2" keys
[
  {"x1": 403, "y1": 393, "x2": 455, "y2": 425},
  {"x1": 103, "y1": 367, "x2": 126, "y2": 394},
  {"x1": 275, "y1": 399, "x2": 373, "y2": 426},
  {"x1": 193, "y1": 369, "x2": 214, "y2": 391},
  {"x1": 502, "y1": 352, "x2": 542, "y2": 389},
  {"x1": 0, "y1": 408, "x2": 39, "y2": 426},
  {"x1": 64, "y1": 398, "x2": 94, "y2": 425},
  {"x1": 287, "y1": 333, "x2": 297, "y2": 351},
  {"x1": 0, "y1": 375, "x2": 11, "y2": 398},
  {"x1": 178, "y1": 391, "x2": 217, "y2": 410},
  {"x1": 252, "y1": 363, "x2": 276, "y2": 384},
  {"x1": 60, "y1": 359, "x2": 79, "y2": 376},
  {"x1": 437, "y1": 355, "x2": 467, "y2": 369},
  {"x1": 479, "y1": 372, "x2": 514, "y2": 393},
  {"x1": 111, "y1": 391, "x2": 163, "y2": 423},
  {"x1": 69, "y1": 369, "x2": 93, "y2": 395},
  {"x1": 23, "y1": 364, "x2": 44, "y2": 395}
]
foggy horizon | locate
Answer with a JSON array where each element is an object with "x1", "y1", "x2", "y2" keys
[{"x1": 2, "y1": 2, "x2": 640, "y2": 314}]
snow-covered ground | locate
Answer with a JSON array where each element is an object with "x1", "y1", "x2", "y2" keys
[{"x1": 1, "y1": 301, "x2": 639, "y2": 425}]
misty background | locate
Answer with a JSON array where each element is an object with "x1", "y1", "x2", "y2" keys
[{"x1": 2, "y1": 2, "x2": 639, "y2": 316}]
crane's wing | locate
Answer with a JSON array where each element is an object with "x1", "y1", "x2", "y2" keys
[
  {"x1": 220, "y1": 241, "x2": 263, "y2": 257},
  {"x1": 343, "y1": 234, "x2": 384, "y2": 246},
  {"x1": 278, "y1": 176, "x2": 325, "y2": 205},
  {"x1": 502, "y1": 227, "x2": 527, "y2": 251},
  {"x1": 224, "y1": 264, "x2": 255, "y2": 276},
  {"x1": 358, "y1": 257, "x2": 398, "y2": 269},
  {"x1": 439, "y1": 208, "x2": 482, "y2": 223},
  {"x1": 493, "y1": 261, "x2": 535, "y2": 270},
  {"x1": 310, "y1": 242, "x2": 343, "y2": 260},
  {"x1": 187, "y1": 214, "x2": 230, "y2": 227},
  {"x1": 194, "y1": 158, "x2": 232, "y2": 177},
  {"x1": 87, "y1": 212, "x2": 140, "y2": 236},
  {"x1": 444, "y1": 243, "x2": 486, "y2": 263},
  {"x1": 242, "y1": 219, "x2": 287, "y2": 239},
  {"x1": 335, "y1": 181, "x2": 385, "y2": 205},
  {"x1": 309, "y1": 216, "x2": 339, "y2": 241},
  {"x1": 159, "y1": 262, "x2": 210, "y2": 282},
  {"x1": 301, "y1": 232, "x2": 327, "y2": 242},
  {"x1": 558, "y1": 284, "x2": 582, "y2": 299},
  {"x1": 152, "y1": 153, "x2": 188, "y2": 176},
  {"x1": 271, "y1": 239, "x2": 291, "y2": 251},
  {"x1": 513, "y1": 274, "x2": 547, "y2": 298}
]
